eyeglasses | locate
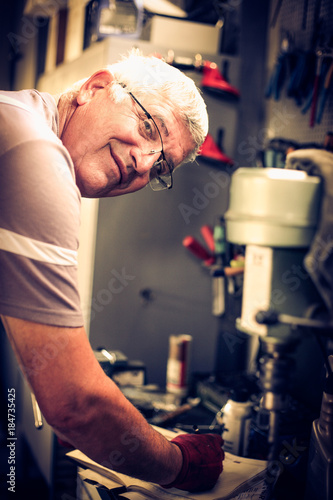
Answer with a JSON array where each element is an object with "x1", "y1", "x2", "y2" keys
[{"x1": 126, "y1": 90, "x2": 173, "y2": 191}]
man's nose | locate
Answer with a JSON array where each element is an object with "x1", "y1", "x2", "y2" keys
[{"x1": 133, "y1": 149, "x2": 160, "y2": 175}]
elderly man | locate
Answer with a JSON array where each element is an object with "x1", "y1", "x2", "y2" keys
[{"x1": 0, "y1": 51, "x2": 223, "y2": 492}]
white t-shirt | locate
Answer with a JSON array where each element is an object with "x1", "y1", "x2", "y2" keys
[{"x1": 0, "y1": 89, "x2": 83, "y2": 327}]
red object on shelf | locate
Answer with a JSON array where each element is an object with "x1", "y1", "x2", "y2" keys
[
  {"x1": 198, "y1": 134, "x2": 234, "y2": 165},
  {"x1": 201, "y1": 61, "x2": 240, "y2": 99},
  {"x1": 200, "y1": 225, "x2": 215, "y2": 253},
  {"x1": 182, "y1": 236, "x2": 214, "y2": 265}
]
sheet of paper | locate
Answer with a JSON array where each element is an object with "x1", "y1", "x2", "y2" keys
[
  {"x1": 68, "y1": 426, "x2": 269, "y2": 500},
  {"x1": 69, "y1": 448, "x2": 268, "y2": 500}
]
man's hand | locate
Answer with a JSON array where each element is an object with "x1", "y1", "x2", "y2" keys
[{"x1": 161, "y1": 433, "x2": 224, "y2": 492}]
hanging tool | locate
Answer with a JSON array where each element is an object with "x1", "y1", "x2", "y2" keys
[
  {"x1": 310, "y1": 51, "x2": 324, "y2": 127},
  {"x1": 200, "y1": 225, "x2": 215, "y2": 254},
  {"x1": 182, "y1": 236, "x2": 214, "y2": 266},
  {"x1": 301, "y1": 53, "x2": 326, "y2": 115},
  {"x1": 211, "y1": 218, "x2": 227, "y2": 317},
  {"x1": 287, "y1": 50, "x2": 315, "y2": 105},
  {"x1": 182, "y1": 229, "x2": 245, "y2": 283},
  {"x1": 265, "y1": 54, "x2": 287, "y2": 100},
  {"x1": 201, "y1": 223, "x2": 227, "y2": 315},
  {"x1": 316, "y1": 58, "x2": 333, "y2": 124},
  {"x1": 265, "y1": 33, "x2": 294, "y2": 101}
]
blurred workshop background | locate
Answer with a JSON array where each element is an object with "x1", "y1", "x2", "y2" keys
[{"x1": 0, "y1": 1, "x2": 332, "y2": 499}]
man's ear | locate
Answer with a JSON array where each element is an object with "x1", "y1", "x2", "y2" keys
[{"x1": 77, "y1": 70, "x2": 114, "y2": 105}]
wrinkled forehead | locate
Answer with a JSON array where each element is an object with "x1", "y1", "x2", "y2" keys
[{"x1": 145, "y1": 97, "x2": 183, "y2": 137}]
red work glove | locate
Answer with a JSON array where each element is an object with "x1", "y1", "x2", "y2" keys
[{"x1": 161, "y1": 433, "x2": 224, "y2": 492}]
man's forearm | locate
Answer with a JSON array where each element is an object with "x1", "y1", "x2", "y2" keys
[
  {"x1": 52, "y1": 374, "x2": 183, "y2": 484},
  {"x1": 1, "y1": 315, "x2": 182, "y2": 485}
]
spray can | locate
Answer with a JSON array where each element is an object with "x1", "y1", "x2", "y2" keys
[
  {"x1": 166, "y1": 335, "x2": 192, "y2": 397},
  {"x1": 222, "y1": 389, "x2": 254, "y2": 457}
]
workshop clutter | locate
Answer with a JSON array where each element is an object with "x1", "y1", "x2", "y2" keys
[
  {"x1": 165, "y1": 51, "x2": 238, "y2": 167},
  {"x1": 198, "y1": 60, "x2": 238, "y2": 166},
  {"x1": 200, "y1": 59, "x2": 240, "y2": 100},
  {"x1": 198, "y1": 129, "x2": 234, "y2": 166},
  {"x1": 182, "y1": 220, "x2": 244, "y2": 317},
  {"x1": 166, "y1": 50, "x2": 240, "y2": 101},
  {"x1": 258, "y1": 132, "x2": 333, "y2": 169},
  {"x1": 265, "y1": 36, "x2": 333, "y2": 127},
  {"x1": 94, "y1": 348, "x2": 146, "y2": 386},
  {"x1": 221, "y1": 389, "x2": 254, "y2": 457},
  {"x1": 166, "y1": 334, "x2": 192, "y2": 397}
]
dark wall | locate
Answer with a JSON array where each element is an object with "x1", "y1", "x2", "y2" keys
[
  {"x1": 88, "y1": 2, "x2": 271, "y2": 387},
  {"x1": 89, "y1": 157, "x2": 232, "y2": 387},
  {"x1": 0, "y1": 0, "x2": 26, "y2": 90}
]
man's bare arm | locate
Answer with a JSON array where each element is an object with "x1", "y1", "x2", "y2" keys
[{"x1": 1, "y1": 315, "x2": 183, "y2": 484}]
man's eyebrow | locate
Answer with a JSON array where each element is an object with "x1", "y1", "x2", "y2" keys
[
  {"x1": 153, "y1": 114, "x2": 174, "y2": 168},
  {"x1": 156, "y1": 115, "x2": 169, "y2": 137},
  {"x1": 158, "y1": 119, "x2": 174, "y2": 169}
]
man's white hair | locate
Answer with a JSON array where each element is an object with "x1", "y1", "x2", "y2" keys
[{"x1": 66, "y1": 50, "x2": 208, "y2": 163}]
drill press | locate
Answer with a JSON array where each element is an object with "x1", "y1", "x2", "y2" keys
[{"x1": 224, "y1": 167, "x2": 324, "y2": 474}]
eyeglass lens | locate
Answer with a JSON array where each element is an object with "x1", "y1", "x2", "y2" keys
[
  {"x1": 137, "y1": 116, "x2": 162, "y2": 154},
  {"x1": 149, "y1": 160, "x2": 172, "y2": 190},
  {"x1": 127, "y1": 90, "x2": 172, "y2": 191}
]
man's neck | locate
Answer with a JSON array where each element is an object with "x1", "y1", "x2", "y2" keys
[{"x1": 57, "y1": 94, "x2": 77, "y2": 138}]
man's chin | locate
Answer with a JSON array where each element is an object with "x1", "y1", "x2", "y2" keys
[
  {"x1": 76, "y1": 176, "x2": 148, "y2": 198},
  {"x1": 76, "y1": 177, "x2": 115, "y2": 198}
]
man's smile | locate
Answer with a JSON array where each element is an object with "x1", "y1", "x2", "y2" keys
[{"x1": 109, "y1": 145, "x2": 130, "y2": 186}]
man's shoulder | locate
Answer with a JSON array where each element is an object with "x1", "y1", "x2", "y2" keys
[
  {"x1": 0, "y1": 89, "x2": 57, "y2": 117},
  {"x1": 0, "y1": 89, "x2": 77, "y2": 191},
  {"x1": 0, "y1": 89, "x2": 66, "y2": 164},
  {"x1": 0, "y1": 89, "x2": 59, "y2": 137}
]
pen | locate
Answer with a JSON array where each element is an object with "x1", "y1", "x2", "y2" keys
[
  {"x1": 174, "y1": 423, "x2": 222, "y2": 432},
  {"x1": 31, "y1": 392, "x2": 43, "y2": 429}
]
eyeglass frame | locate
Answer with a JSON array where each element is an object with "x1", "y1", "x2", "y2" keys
[{"x1": 125, "y1": 89, "x2": 174, "y2": 191}]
